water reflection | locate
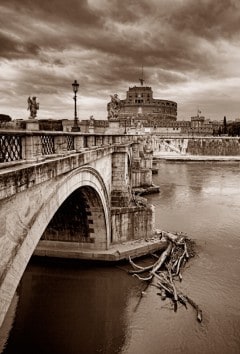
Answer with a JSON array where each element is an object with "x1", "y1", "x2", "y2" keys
[{"x1": 2, "y1": 259, "x2": 139, "y2": 354}]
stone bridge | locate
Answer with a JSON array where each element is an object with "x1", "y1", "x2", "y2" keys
[{"x1": 0, "y1": 130, "x2": 157, "y2": 328}]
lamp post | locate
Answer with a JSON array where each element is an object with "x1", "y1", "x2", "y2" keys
[
  {"x1": 71, "y1": 80, "x2": 80, "y2": 132},
  {"x1": 124, "y1": 117, "x2": 127, "y2": 134}
]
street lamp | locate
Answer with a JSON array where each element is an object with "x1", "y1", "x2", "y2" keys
[
  {"x1": 71, "y1": 80, "x2": 80, "y2": 132},
  {"x1": 124, "y1": 117, "x2": 127, "y2": 134}
]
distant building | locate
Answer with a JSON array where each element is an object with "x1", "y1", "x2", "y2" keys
[
  {"x1": 188, "y1": 114, "x2": 225, "y2": 136},
  {"x1": 107, "y1": 80, "x2": 177, "y2": 127},
  {"x1": 106, "y1": 80, "x2": 223, "y2": 135}
]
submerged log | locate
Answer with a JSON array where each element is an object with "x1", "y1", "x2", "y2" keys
[{"x1": 185, "y1": 296, "x2": 203, "y2": 323}]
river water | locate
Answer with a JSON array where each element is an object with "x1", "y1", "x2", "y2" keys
[{"x1": 2, "y1": 161, "x2": 240, "y2": 354}]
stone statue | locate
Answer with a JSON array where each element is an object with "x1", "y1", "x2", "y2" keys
[
  {"x1": 144, "y1": 136, "x2": 153, "y2": 154},
  {"x1": 89, "y1": 115, "x2": 95, "y2": 126},
  {"x1": 107, "y1": 93, "x2": 121, "y2": 119},
  {"x1": 136, "y1": 120, "x2": 143, "y2": 129},
  {"x1": 88, "y1": 115, "x2": 95, "y2": 133},
  {"x1": 27, "y1": 96, "x2": 39, "y2": 119}
]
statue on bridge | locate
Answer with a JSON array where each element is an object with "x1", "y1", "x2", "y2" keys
[
  {"x1": 107, "y1": 94, "x2": 121, "y2": 119},
  {"x1": 88, "y1": 115, "x2": 95, "y2": 133},
  {"x1": 27, "y1": 96, "x2": 39, "y2": 119},
  {"x1": 143, "y1": 136, "x2": 153, "y2": 154},
  {"x1": 89, "y1": 115, "x2": 95, "y2": 126}
]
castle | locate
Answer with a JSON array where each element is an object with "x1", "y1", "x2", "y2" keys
[
  {"x1": 106, "y1": 78, "x2": 222, "y2": 136},
  {"x1": 107, "y1": 79, "x2": 177, "y2": 126}
]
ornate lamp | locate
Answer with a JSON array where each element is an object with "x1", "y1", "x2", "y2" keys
[
  {"x1": 124, "y1": 117, "x2": 127, "y2": 134},
  {"x1": 71, "y1": 80, "x2": 80, "y2": 132}
]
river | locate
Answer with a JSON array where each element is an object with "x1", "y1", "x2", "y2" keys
[{"x1": 1, "y1": 161, "x2": 240, "y2": 354}]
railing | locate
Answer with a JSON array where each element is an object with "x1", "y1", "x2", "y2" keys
[
  {"x1": 0, "y1": 131, "x2": 138, "y2": 164},
  {"x1": 0, "y1": 134, "x2": 22, "y2": 162},
  {"x1": 66, "y1": 135, "x2": 74, "y2": 151},
  {"x1": 40, "y1": 135, "x2": 55, "y2": 155}
]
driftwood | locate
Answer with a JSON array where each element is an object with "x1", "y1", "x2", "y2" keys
[{"x1": 128, "y1": 230, "x2": 202, "y2": 323}]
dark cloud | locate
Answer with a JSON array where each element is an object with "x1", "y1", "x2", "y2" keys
[
  {"x1": 169, "y1": 0, "x2": 240, "y2": 40},
  {"x1": 0, "y1": 31, "x2": 40, "y2": 59},
  {"x1": 0, "y1": 0, "x2": 232, "y2": 74},
  {"x1": 0, "y1": 0, "x2": 239, "y2": 120},
  {"x1": 0, "y1": 0, "x2": 102, "y2": 27}
]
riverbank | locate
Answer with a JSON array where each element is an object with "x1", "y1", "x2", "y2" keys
[{"x1": 154, "y1": 154, "x2": 240, "y2": 162}]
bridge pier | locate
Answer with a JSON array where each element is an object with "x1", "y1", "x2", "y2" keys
[
  {"x1": 111, "y1": 145, "x2": 132, "y2": 207},
  {"x1": 110, "y1": 138, "x2": 155, "y2": 244}
]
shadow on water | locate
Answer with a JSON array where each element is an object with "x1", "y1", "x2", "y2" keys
[{"x1": 1, "y1": 257, "x2": 140, "y2": 354}]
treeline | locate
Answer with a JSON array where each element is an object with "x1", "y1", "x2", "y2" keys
[
  {"x1": 213, "y1": 117, "x2": 240, "y2": 137},
  {"x1": 226, "y1": 122, "x2": 240, "y2": 136},
  {"x1": 0, "y1": 114, "x2": 12, "y2": 125}
]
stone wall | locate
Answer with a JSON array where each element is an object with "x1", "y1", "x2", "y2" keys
[
  {"x1": 186, "y1": 138, "x2": 240, "y2": 155},
  {"x1": 154, "y1": 136, "x2": 240, "y2": 156},
  {"x1": 111, "y1": 204, "x2": 155, "y2": 244}
]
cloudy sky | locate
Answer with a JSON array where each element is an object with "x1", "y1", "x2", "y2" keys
[{"x1": 0, "y1": 0, "x2": 240, "y2": 121}]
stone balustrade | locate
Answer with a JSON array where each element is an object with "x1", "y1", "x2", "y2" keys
[{"x1": 0, "y1": 131, "x2": 139, "y2": 164}]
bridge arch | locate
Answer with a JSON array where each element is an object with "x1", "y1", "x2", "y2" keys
[
  {"x1": 0, "y1": 165, "x2": 110, "y2": 327},
  {"x1": 40, "y1": 166, "x2": 110, "y2": 250}
]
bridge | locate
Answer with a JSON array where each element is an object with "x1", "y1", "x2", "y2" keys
[
  {"x1": 0, "y1": 129, "x2": 159, "y2": 328},
  {"x1": 2, "y1": 130, "x2": 239, "y2": 328}
]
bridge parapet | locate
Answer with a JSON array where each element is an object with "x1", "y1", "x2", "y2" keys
[
  {"x1": 0, "y1": 132, "x2": 151, "y2": 201},
  {"x1": 0, "y1": 130, "x2": 137, "y2": 165}
]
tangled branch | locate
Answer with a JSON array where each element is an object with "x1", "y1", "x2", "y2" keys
[{"x1": 129, "y1": 230, "x2": 202, "y2": 323}]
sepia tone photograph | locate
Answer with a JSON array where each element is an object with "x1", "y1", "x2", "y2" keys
[{"x1": 0, "y1": 0, "x2": 240, "y2": 353}]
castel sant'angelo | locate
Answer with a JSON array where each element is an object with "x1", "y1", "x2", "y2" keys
[
  {"x1": 107, "y1": 75, "x2": 177, "y2": 127},
  {"x1": 106, "y1": 74, "x2": 221, "y2": 135}
]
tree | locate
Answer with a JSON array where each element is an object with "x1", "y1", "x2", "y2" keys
[
  {"x1": 223, "y1": 116, "x2": 227, "y2": 134},
  {"x1": 228, "y1": 122, "x2": 240, "y2": 136},
  {"x1": 0, "y1": 114, "x2": 12, "y2": 126}
]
